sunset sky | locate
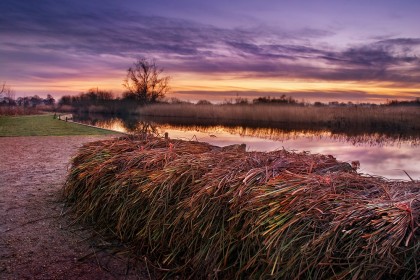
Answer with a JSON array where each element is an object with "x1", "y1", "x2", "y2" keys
[{"x1": 1, "y1": 0, "x2": 420, "y2": 103}]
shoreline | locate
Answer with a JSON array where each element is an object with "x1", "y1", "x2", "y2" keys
[{"x1": 0, "y1": 135, "x2": 149, "y2": 279}]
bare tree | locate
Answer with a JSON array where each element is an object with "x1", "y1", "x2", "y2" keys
[
  {"x1": 0, "y1": 82, "x2": 15, "y2": 100},
  {"x1": 123, "y1": 58, "x2": 170, "y2": 103},
  {"x1": 0, "y1": 82, "x2": 5, "y2": 95}
]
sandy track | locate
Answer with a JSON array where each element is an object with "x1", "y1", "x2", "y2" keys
[{"x1": 0, "y1": 136, "x2": 149, "y2": 279}]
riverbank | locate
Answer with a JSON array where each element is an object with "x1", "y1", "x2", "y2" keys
[
  {"x1": 0, "y1": 115, "x2": 147, "y2": 278},
  {"x1": 0, "y1": 114, "x2": 118, "y2": 137},
  {"x1": 0, "y1": 135, "x2": 151, "y2": 279}
]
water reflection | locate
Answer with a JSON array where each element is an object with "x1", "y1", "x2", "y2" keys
[
  {"x1": 167, "y1": 125, "x2": 419, "y2": 148},
  {"x1": 73, "y1": 114, "x2": 420, "y2": 180}
]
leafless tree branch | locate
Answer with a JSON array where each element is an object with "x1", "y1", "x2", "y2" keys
[{"x1": 122, "y1": 59, "x2": 170, "y2": 103}]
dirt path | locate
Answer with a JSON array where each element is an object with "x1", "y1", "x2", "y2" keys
[{"x1": 0, "y1": 136, "x2": 149, "y2": 279}]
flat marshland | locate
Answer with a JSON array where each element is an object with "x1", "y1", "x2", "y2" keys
[
  {"x1": 64, "y1": 136, "x2": 419, "y2": 279},
  {"x1": 139, "y1": 104, "x2": 420, "y2": 131}
]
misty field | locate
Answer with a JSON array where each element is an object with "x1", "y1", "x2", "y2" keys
[{"x1": 138, "y1": 104, "x2": 420, "y2": 131}]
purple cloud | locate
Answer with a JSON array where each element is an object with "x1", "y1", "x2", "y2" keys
[{"x1": 1, "y1": 0, "x2": 420, "y2": 99}]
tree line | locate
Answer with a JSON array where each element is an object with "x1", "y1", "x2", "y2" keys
[
  {"x1": 1, "y1": 82, "x2": 56, "y2": 107},
  {"x1": 1, "y1": 58, "x2": 170, "y2": 113},
  {"x1": 2, "y1": 58, "x2": 419, "y2": 114}
]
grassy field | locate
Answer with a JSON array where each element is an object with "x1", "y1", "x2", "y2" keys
[{"x1": 0, "y1": 114, "x2": 119, "y2": 136}]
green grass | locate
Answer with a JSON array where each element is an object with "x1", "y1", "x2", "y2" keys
[{"x1": 0, "y1": 114, "x2": 119, "y2": 136}]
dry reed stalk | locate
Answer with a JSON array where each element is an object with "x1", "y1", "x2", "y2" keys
[
  {"x1": 63, "y1": 136, "x2": 419, "y2": 279},
  {"x1": 139, "y1": 104, "x2": 420, "y2": 131}
]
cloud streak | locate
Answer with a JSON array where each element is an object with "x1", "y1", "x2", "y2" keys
[
  {"x1": 1, "y1": 0, "x2": 420, "y2": 100},
  {"x1": 175, "y1": 89, "x2": 419, "y2": 103}
]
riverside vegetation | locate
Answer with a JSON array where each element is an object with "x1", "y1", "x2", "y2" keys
[
  {"x1": 138, "y1": 103, "x2": 420, "y2": 133},
  {"x1": 54, "y1": 90, "x2": 420, "y2": 135},
  {"x1": 64, "y1": 136, "x2": 419, "y2": 279}
]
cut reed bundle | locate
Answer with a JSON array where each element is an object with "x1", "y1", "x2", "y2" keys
[{"x1": 63, "y1": 136, "x2": 419, "y2": 279}]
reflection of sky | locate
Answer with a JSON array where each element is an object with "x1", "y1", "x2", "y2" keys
[
  {"x1": 158, "y1": 127, "x2": 420, "y2": 180},
  {"x1": 92, "y1": 118, "x2": 127, "y2": 133},
  {"x1": 84, "y1": 118, "x2": 419, "y2": 180}
]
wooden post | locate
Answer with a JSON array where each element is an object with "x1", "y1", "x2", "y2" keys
[{"x1": 165, "y1": 132, "x2": 169, "y2": 139}]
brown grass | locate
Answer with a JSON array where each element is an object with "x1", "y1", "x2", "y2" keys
[
  {"x1": 138, "y1": 104, "x2": 420, "y2": 131},
  {"x1": 63, "y1": 136, "x2": 419, "y2": 279},
  {"x1": 0, "y1": 106, "x2": 40, "y2": 116}
]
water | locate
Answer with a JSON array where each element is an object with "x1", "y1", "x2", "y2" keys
[{"x1": 73, "y1": 114, "x2": 420, "y2": 180}]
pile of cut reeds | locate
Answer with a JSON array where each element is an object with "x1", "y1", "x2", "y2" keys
[{"x1": 63, "y1": 136, "x2": 419, "y2": 279}]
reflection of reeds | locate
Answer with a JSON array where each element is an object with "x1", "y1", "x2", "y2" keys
[
  {"x1": 158, "y1": 124, "x2": 420, "y2": 147},
  {"x1": 73, "y1": 104, "x2": 420, "y2": 146},
  {"x1": 139, "y1": 104, "x2": 420, "y2": 131},
  {"x1": 64, "y1": 136, "x2": 419, "y2": 279},
  {"x1": 74, "y1": 113, "x2": 420, "y2": 147}
]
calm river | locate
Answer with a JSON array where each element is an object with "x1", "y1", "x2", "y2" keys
[{"x1": 74, "y1": 114, "x2": 420, "y2": 180}]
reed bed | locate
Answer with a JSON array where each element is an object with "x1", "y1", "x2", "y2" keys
[
  {"x1": 64, "y1": 136, "x2": 419, "y2": 279},
  {"x1": 0, "y1": 106, "x2": 40, "y2": 115},
  {"x1": 139, "y1": 104, "x2": 420, "y2": 131}
]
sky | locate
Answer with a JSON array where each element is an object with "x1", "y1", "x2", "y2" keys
[{"x1": 1, "y1": 0, "x2": 420, "y2": 103}]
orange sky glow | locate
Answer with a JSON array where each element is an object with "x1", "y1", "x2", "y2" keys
[
  {"x1": 13, "y1": 73, "x2": 418, "y2": 104},
  {"x1": 1, "y1": 1, "x2": 420, "y2": 103}
]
